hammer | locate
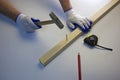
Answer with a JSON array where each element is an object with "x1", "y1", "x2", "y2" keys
[{"x1": 36, "y1": 12, "x2": 64, "y2": 29}]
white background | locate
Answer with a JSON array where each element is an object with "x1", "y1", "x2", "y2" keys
[{"x1": 0, "y1": 0, "x2": 120, "y2": 80}]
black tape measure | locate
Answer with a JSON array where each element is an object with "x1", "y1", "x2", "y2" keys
[{"x1": 84, "y1": 35, "x2": 113, "y2": 51}]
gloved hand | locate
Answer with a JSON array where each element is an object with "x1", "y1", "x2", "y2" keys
[
  {"x1": 16, "y1": 13, "x2": 41, "y2": 33},
  {"x1": 65, "y1": 9, "x2": 92, "y2": 33}
]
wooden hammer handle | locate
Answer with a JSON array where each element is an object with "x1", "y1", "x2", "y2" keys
[{"x1": 37, "y1": 20, "x2": 53, "y2": 25}]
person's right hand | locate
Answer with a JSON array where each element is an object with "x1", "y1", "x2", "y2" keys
[{"x1": 16, "y1": 13, "x2": 42, "y2": 33}]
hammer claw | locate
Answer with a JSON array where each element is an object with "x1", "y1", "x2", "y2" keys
[{"x1": 49, "y1": 12, "x2": 64, "y2": 29}]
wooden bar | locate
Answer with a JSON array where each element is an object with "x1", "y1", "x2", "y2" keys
[
  {"x1": 39, "y1": 0, "x2": 120, "y2": 66},
  {"x1": 37, "y1": 20, "x2": 53, "y2": 25}
]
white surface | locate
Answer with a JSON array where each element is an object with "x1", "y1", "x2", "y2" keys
[{"x1": 0, "y1": 0, "x2": 120, "y2": 80}]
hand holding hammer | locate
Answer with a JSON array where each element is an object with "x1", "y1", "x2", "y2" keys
[{"x1": 16, "y1": 12, "x2": 64, "y2": 33}]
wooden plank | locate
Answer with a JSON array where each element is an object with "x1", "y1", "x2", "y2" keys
[
  {"x1": 91, "y1": 0, "x2": 120, "y2": 25},
  {"x1": 39, "y1": 0, "x2": 120, "y2": 66}
]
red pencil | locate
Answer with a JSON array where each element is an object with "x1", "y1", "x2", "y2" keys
[{"x1": 78, "y1": 52, "x2": 82, "y2": 80}]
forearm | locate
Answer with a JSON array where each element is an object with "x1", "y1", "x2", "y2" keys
[
  {"x1": 59, "y1": 0, "x2": 72, "y2": 12},
  {"x1": 0, "y1": 0, "x2": 20, "y2": 21}
]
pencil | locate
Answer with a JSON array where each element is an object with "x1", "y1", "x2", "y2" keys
[{"x1": 78, "y1": 52, "x2": 82, "y2": 80}]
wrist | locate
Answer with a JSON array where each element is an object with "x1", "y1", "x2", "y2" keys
[
  {"x1": 64, "y1": 7, "x2": 72, "y2": 12},
  {"x1": 65, "y1": 8, "x2": 75, "y2": 17},
  {"x1": 16, "y1": 13, "x2": 26, "y2": 24}
]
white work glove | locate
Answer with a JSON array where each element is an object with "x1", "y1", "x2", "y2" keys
[
  {"x1": 16, "y1": 13, "x2": 42, "y2": 33},
  {"x1": 65, "y1": 9, "x2": 92, "y2": 33}
]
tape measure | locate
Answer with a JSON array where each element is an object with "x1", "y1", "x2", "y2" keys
[{"x1": 84, "y1": 35, "x2": 113, "y2": 51}]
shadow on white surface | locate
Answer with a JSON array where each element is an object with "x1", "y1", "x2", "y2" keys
[
  {"x1": 40, "y1": 0, "x2": 66, "y2": 20},
  {"x1": 0, "y1": 14, "x2": 16, "y2": 28}
]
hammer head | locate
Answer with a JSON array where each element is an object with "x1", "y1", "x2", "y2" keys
[{"x1": 49, "y1": 12, "x2": 64, "y2": 29}]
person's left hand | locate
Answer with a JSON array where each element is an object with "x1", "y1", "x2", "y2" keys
[{"x1": 65, "y1": 9, "x2": 92, "y2": 33}]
